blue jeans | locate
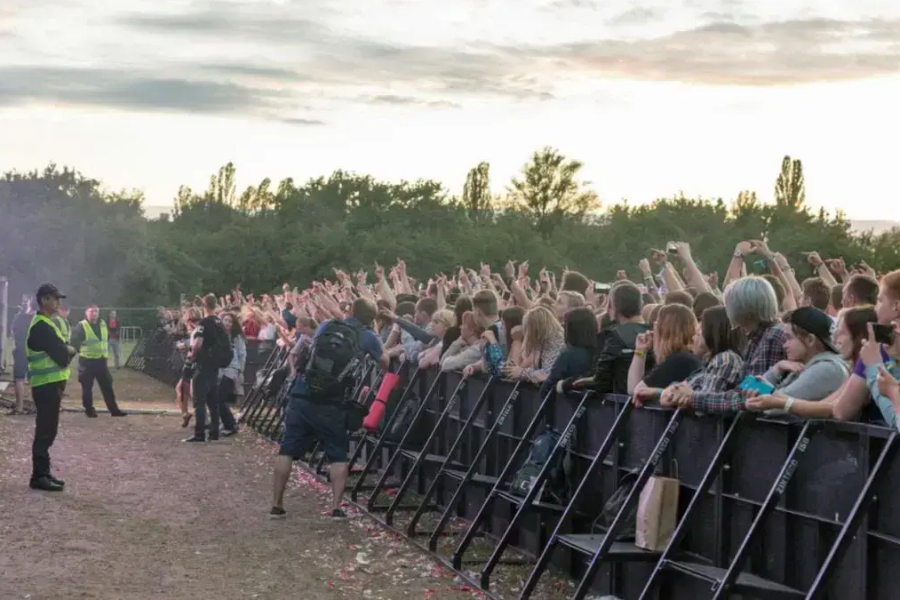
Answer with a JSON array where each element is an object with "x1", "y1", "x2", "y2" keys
[{"x1": 108, "y1": 338, "x2": 121, "y2": 368}]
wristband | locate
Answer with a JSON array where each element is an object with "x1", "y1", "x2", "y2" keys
[
  {"x1": 784, "y1": 397, "x2": 795, "y2": 414},
  {"x1": 733, "y1": 250, "x2": 743, "y2": 259},
  {"x1": 635, "y1": 350, "x2": 647, "y2": 359}
]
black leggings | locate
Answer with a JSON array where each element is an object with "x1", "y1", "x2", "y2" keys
[{"x1": 217, "y1": 376, "x2": 239, "y2": 431}]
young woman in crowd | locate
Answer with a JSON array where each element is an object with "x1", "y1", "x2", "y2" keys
[
  {"x1": 502, "y1": 305, "x2": 564, "y2": 383},
  {"x1": 175, "y1": 308, "x2": 201, "y2": 428},
  {"x1": 661, "y1": 276, "x2": 788, "y2": 412},
  {"x1": 660, "y1": 305, "x2": 745, "y2": 402},
  {"x1": 501, "y1": 306, "x2": 525, "y2": 365},
  {"x1": 440, "y1": 295, "x2": 473, "y2": 357},
  {"x1": 541, "y1": 307, "x2": 597, "y2": 398},
  {"x1": 630, "y1": 303, "x2": 702, "y2": 405},
  {"x1": 744, "y1": 307, "x2": 849, "y2": 415},
  {"x1": 217, "y1": 312, "x2": 247, "y2": 436},
  {"x1": 441, "y1": 311, "x2": 486, "y2": 372},
  {"x1": 416, "y1": 310, "x2": 455, "y2": 369},
  {"x1": 745, "y1": 305, "x2": 876, "y2": 417},
  {"x1": 242, "y1": 307, "x2": 261, "y2": 338}
]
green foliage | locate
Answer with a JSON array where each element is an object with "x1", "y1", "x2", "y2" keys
[{"x1": 2, "y1": 155, "x2": 898, "y2": 313}]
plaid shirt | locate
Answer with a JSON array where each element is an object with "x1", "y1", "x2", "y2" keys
[
  {"x1": 692, "y1": 323, "x2": 787, "y2": 413},
  {"x1": 686, "y1": 350, "x2": 745, "y2": 393}
]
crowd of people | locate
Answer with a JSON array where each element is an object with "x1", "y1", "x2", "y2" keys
[{"x1": 152, "y1": 239, "x2": 900, "y2": 519}]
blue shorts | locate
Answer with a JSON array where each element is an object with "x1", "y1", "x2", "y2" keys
[
  {"x1": 279, "y1": 397, "x2": 349, "y2": 463},
  {"x1": 13, "y1": 350, "x2": 27, "y2": 381}
]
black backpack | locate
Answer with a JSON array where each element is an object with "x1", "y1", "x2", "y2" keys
[
  {"x1": 510, "y1": 426, "x2": 575, "y2": 504},
  {"x1": 205, "y1": 317, "x2": 234, "y2": 369},
  {"x1": 304, "y1": 320, "x2": 362, "y2": 400}
]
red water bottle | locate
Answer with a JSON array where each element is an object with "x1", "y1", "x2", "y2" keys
[{"x1": 363, "y1": 372, "x2": 400, "y2": 432}]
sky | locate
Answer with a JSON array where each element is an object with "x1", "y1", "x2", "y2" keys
[{"x1": 1, "y1": 0, "x2": 899, "y2": 219}]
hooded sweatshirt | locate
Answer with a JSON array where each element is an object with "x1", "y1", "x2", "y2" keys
[{"x1": 761, "y1": 351, "x2": 849, "y2": 414}]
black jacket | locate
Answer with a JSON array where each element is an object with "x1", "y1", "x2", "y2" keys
[{"x1": 561, "y1": 321, "x2": 652, "y2": 395}]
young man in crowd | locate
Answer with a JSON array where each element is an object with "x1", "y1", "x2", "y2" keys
[
  {"x1": 70, "y1": 305, "x2": 126, "y2": 418},
  {"x1": 184, "y1": 294, "x2": 231, "y2": 443},
  {"x1": 107, "y1": 309, "x2": 121, "y2": 368},
  {"x1": 26, "y1": 283, "x2": 76, "y2": 492},
  {"x1": 271, "y1": 297, "x2": 388, "y2": 520}
]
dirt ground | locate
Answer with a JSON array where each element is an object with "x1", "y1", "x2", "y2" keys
[
  {"x1": 0, "y1": 410, "x2": 492, "y2": 600},
  {"x1": 0, "y1": 366, "x2": 588, "y2": 600}
]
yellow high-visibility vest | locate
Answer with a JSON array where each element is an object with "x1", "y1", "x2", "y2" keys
[
  {"x1": 27, "y1": 314, "x2": 71, "y2": 387},
  {"x1": 79, "y1": 320, "x2": 109, "y2": 359}
]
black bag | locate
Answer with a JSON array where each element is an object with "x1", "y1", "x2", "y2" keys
[
  {"x1": 304, "y1": 320, "x2": 362, "y2": 401},
  {"x1": 592, "y1": 472, "x2": 639, "y2": 540},
  {"x1": 344, "y1": 401, "x2": 366, "y2": 431},
  {"x1": 510, "y1": 426, "x2": 575, "y2": 504},
  {"x1": 385, "y1": 393, "x2": 420, "y2": 442},
  {"x1": 205, "y1": 317, "x2": 234, "y2": 369}
]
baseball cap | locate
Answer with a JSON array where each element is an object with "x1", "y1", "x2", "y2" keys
[
  {"x1": 35, "y1": 283, "x2": 66, "y2": 300},
  {"x1": 785, "y1": 307, "x2": 837, "y2": 354}
]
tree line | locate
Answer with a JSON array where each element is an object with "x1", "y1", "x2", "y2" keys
[{"x1": 2, "y1": 151, "x2": 898, "y2": 316}]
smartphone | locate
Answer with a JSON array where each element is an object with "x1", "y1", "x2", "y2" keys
[
  {"x1": 872, "y1": 323, "x2": 896, "y2": 346},
  {"x1": 594, "y1": 282, "x2": 611, "y2": 294},
  {"x1": 739, "y1": 375, "x2": 775, "y2": 395},
  {"x1": 666, "y1": 242, "x2": 678, "y2": 255}
]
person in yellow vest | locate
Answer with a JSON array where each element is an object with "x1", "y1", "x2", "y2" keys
[
  {"x1": 26, "y1": 283, "x2": 76, "y2": 492},
  {"x1": 70, "y1": 305, "x2": 126, "y2": 418},
  {"x1": 53, "y1": 306, "x2": 71, "y2": 343}
]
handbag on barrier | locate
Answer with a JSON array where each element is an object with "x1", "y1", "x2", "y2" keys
[{"x1": 635, "y1": 466, "x2": 680, "y2": 551}]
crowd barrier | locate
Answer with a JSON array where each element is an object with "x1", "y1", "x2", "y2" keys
[
  {"x1": 134, "y1": 327, "x2": 900, "y2": 599},
  {"x1": 124, "y1": 330, "x2": 275, "y2": 392}
]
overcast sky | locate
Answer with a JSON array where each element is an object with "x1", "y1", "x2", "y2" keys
[{"x1": 1, "y1": 0, "x2": 898, "y2": 218}]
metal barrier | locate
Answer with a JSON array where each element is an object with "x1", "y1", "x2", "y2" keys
[
  {"x1": 125, "y1": 331, "x2": 275, "y2": 391},
  {"x1": 195, "y1": 339, "x2": 900, "y2": 599},
  {"x1": 119, "y1": 326, "x2": 143, "y2": 344}
]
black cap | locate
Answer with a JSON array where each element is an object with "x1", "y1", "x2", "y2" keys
[
  {"x1": 786, "y1": 307, "x2": 837, "y2": 354},
  {"x1": 35, "y1": 283, "x2": 66, "y2": 300}
]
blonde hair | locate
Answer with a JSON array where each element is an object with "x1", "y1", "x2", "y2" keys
[
  {"x1": 653, "y1": 304, "x2": 697, "y2": 362},
  {"x1": 522, "y1": 305, "x2": 563, "y2": 356},
  {"x1": 431, "y1": 309, "x2": 455, "y2": 329},
  {"x1": 557, "y1": 291, "x2": 585, "y2": 310}
]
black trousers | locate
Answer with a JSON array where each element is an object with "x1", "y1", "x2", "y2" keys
[
  {"x1": 32, "y1": 382, "x2": 64, "y2": 479},
  {"x1": 193, "y1": 370, "x2": 219, "y2": 439},
  {"x1": 80, "y1": 358, "x2": 120, "y2": 413},
  {"x1": 217, "y1": 376, "x2": 239, "y2": 431}
]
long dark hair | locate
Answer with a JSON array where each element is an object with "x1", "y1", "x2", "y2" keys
[
  {"x1": 224, "y1": 311, "x2": 246, "y2": 343},
  {"x1": 702, "y1": 306, "x2": 745, "y2": 357},
  {"x1": 565, "y1": 308, "x2": 599, "y2": 354}
]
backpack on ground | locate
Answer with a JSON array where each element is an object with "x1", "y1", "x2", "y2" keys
[
  {"x1": 383, "y1": 392, "x2": 422, "y2": 443},
  {"x1": 591, "y1": 471, "x2": 639, "y2": 540},
  {"x1": 206, "y1": 317, "x2": 234, "y2": 369},
  {"x1": 510, "y1": 426, "x2": 575, "y2": 504},
  {"x1": 304, "y1": 320, "x2": 362, "y2": 401}
]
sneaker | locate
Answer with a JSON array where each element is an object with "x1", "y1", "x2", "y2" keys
[
  {"x1": 182, "y1": 436, "x2": 205, "y2": 443},
  {"x1": 269, "y1": 507, "x2": 287, "y2": 519},
  {"x1": 110, "y1": 411, "x2": 128, "y2": 417},
  {"x1": 330, "y1": 508, "x2": 348, "y2": 521},
  {"x1": 221, "y1": 428, "x2": 238, "y2": 437},
  {"x1": 85, "y1": 409, "x2": 98, "y2": 418}
]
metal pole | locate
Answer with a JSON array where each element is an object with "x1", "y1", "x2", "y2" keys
[{"x1": 0, "y1": 276, "x2": 8, "y2": 374}]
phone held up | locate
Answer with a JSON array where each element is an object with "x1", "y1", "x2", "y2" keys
[
  {"x1": 738, "y1": 375, "x2": 775, "y2": 395},
  {"x1": 872, "y1": 323, "x2": 896, "y2": 346}
]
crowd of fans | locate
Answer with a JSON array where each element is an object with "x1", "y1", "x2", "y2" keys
[{"x1": 159, "y1": 238, "x2": 900, "y2": 431}]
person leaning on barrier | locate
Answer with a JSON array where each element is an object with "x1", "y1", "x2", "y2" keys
[
  {"x1": 26, "y1": 283, "x2": 76, "y2": 492},
  {"x1": 556, "y1": 281, "x2": 651, "y2": 396},
  {"x1": 270, "y1": 297, "x2": 389, "y2": 521},
  {"x1": 660, "y1": 275, "x2": 788, "y2": 412},
  {"x1": 70, "y1": 305, "x2": 127, "y2": 418}
]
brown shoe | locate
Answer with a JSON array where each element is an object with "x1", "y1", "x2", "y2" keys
[{"x1": 182, "y1": 412, "x2": 193, "y2": 428}]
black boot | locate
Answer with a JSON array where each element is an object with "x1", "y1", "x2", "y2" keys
[
  {"x1": 30, "y1": 476, "x2": 64, "y2": 492},
  {"x1": 85, "y1": 408, "x2": 98, "y2": 418}
]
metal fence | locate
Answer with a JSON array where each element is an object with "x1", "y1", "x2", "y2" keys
[
  {"x1": 124, "y1": 330, "x2": 275, "y2": 392},
  {"x1": 139, "y1": 329, "x2": 900, "y2": 599}
]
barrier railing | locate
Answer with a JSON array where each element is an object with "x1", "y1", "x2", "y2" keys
[
  {"x1": 174, "y1": 329, "x2": 900, "y2": 599},
  {"x1": 125, "y1": 331, "x2": 275, "y2": 392}
]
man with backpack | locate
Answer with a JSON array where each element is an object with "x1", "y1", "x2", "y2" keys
[
  {"x1": 270, "y1": 298, "x2": 389, "y2": 520},
  {"x1": 183, "y1": 294, "x2": 233, "y2": 443}
]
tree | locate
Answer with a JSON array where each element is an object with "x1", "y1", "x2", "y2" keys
[
  {"x1": 505, "y1": 147, "x2": 600, "y2": 235},
  {"x1": 775, "y1": 155, "x2": 805, "y2": 209},
  {"x1": 461, "y1": 161, "x2": 492, "y2": 221}
]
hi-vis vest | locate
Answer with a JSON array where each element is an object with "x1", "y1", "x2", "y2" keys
[
  {"x1": 53, "y1": 316, "x2": 71, "y2": 343},
  {"x1": 27, "y1": 314, "x2": 71, "y2": 387},
  {"x1": 79, "y1": 320, "x2": 109, "y2": 359}
]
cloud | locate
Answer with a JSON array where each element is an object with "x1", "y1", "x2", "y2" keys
[
  {"x1": 361, "y1": 94, "x2": 460, "y2": 109},
  {"x1": 280, "y1": 117, "x2": 326, "y2": 126},
  {"x1": 549, "y1": 18, "x2": 900, "y2": 86},
  {"x1": 607, "y1": 7, "x2": 661, "y2": 27},
  {"x1": 0, "y1": 66, "x2": 294, "y2": 114}
]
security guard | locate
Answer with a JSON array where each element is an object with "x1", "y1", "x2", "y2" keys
[
  {"x1": 27, "y1": 283, "x2": 75, "y2": 492},
  {"x1": 53, "y1": 306, "x2": 71, "y2": 343},
  {"x1": 70, "y1": 305, "x2": 126, "y2": 418}
]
